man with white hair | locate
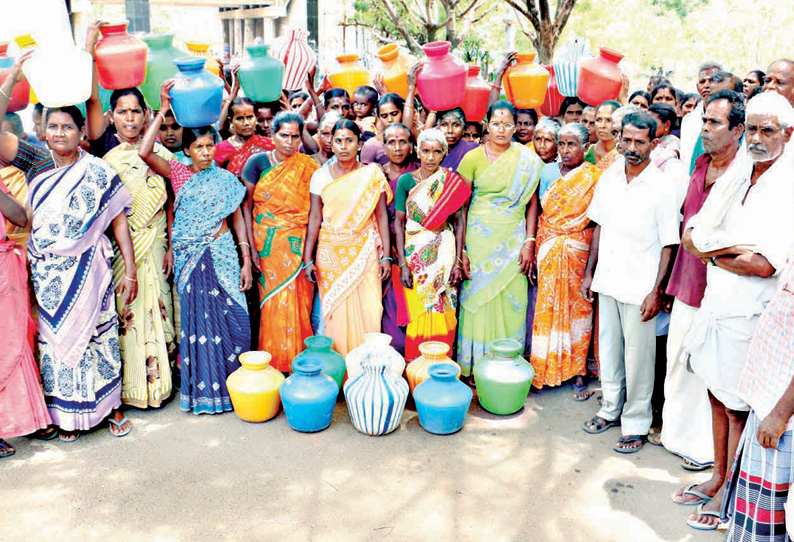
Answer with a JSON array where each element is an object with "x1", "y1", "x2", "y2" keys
[{"x1": 678, "y1": 91, "x2": 794, "y2": 531}]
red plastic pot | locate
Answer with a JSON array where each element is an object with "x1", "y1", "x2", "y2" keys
[
  {"x1": 94, "y1": 22, "x2": 148, "y2": 90},
  {"x1": 461, "y1": 66, "x2": 490, "y2": 122},
  {"x1": 540, "y1": 65, "x2": 565, "y2": 117},
  {"x1": 577, "y1": 47, "x2": 624, "y2": 107},
  {"x1": 416, "y1": 41, "x2": 466, "y2": 111}
]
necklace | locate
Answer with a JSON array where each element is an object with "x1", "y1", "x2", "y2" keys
[{"x1": 483, "y1": 142, "x2": 507, "y2": 164}]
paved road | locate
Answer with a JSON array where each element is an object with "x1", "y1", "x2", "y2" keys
[{"x1": 2, "y1": 384, "x2": 724, "y2": 541}]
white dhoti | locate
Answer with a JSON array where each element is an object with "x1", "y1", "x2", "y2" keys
[{"x1": 661, "y1": 300, "x2": 714, "y2": 464}]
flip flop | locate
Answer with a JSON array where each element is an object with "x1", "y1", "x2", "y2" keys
[
  {"x1": 613, "y1": 434, "x2": 647, "y2": 454},
  {"x1": 58, "y1": 431, "x2": 80, "y2": 443},
  {"x1": 686, "y1": 503, "x2": 724, "y2": 531},
  {"x1": 682, "y1": 458, "x2": 712, "y2": 472},
  {"x1": 0, "y1": 439, "x2": 15, "y2": 459},
  {"x1": 108, "y1": 416, "x2": 131, "y2": 438},
  {"x1": 572, "y1": 382, "x2": 593, "y2": 402},
  {"x1": 582, "y1": 416, "x2": 620, "y2": 434},
  {"x1": 671, "y1": 483, "x2": 713, "y2": 506},
  {"x1": 33, "y1": 427, "x2": 59, "y2": 441},
  {"x1": 647, "y1": 432, "x2": 663, "y2": 447}
]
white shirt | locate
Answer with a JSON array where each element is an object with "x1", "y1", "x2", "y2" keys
[
  {"x1": 587, "y1": 158, "x2": 681, "y2": 305},
  {"x1": 680, "y1": 101, "x2": 703, "y2": 174},
  {"x1": 309, "y1": 165, "x2": 334, "y2": 195},
  {"x1": 690, "y1": 152, "x2": 794, "y2": 316}
]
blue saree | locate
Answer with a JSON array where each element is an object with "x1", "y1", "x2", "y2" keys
[{"x1": 172, "y1": 165, "x2": 250, "y2": 415}]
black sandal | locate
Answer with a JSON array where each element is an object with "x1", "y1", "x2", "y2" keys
[
  {"x1": 0, "y1": 439, "x2": 16, "y2": 459},
  {"x1": 582, "y1": 416, "x2": 620, "y2": 434},
  {"x1": 613, "y1": 434, "x2": 647, "y2": 454}
]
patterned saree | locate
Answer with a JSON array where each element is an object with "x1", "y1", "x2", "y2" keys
[
  {"x1": 316, "y1": 164, "x2": 392, "y2": 356},
  {"x1": 172, "y1": 166, "x2": 250, "y2": 415},
  {"x1": 252, "y1": 152, "x2": 319, "y2": 372},
  {"x1": 30, "y1": 154, "x2": 132, "y2": 431},
  {"x1": 402, "y1": 168, "x2": 470, "y2": 360},
  {"x1": 103, "y1": 143, "x2": 176, "y2": 408},
  {"x1": 531, "y1": 161, "x2": 601, "y2": 388},
  {"x1": 457, "y1": 144, "x2": 541, "y2": 376}
]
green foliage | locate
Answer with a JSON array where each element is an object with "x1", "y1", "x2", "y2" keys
[{"x1": 651, "y1": 0, "x2": 709, "y2": 18}]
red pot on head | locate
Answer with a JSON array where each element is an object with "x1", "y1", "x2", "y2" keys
[
  {"x1": 461, "y1": 66, "x2": 490, "y2": 122},
  {"x1": 540, "y1": 65, "x2": 565, "y2": 118},
  {"x1": 94, "y1": 21, "x2": 148, "y2": 90},
  {"x1": 0, "y1": 43, "x2": 31, "y2": 113},
  {"x1": 577, "y1": 47, "x2": 624, "y2": 107},
  {"x1": 416, "y1": 41, "x2": 466, "y2": 111}
]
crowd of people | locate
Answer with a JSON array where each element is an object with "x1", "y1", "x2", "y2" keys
[{"x1": 1, "y1": 20, "x2": 794, "y2": 540}]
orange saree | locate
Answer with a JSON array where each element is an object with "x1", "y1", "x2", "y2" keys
[
  {"x1": 253, "y1": 152, "x2": 319, "y2": 372},
  {"x1": 316, "y1": 164, "x2": 392, "y2": 355},
  {"x1": 531, "y1": 162, "x2": 602, "y2": 388}
]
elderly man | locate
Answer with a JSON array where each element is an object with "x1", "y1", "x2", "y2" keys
[
  {"x1": 678, "y1": 91, "x2": 794, "y2": 531},
  {"x1": 664, "y1": 91, "x2": 745, "y2": 479},
  {"x1": 764, "y1": 59, "x2": 794, "y2": 106},
  {"x1": 681, "y1": 61, "x2": 723, "y2": 172},
  {"x1": 581, "y1": 112, "x2": 680, "y2": 454}
]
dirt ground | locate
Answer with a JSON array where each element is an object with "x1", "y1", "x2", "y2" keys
[{"x1": 2, "y1": 383, "x2": 726, "y2": 542}]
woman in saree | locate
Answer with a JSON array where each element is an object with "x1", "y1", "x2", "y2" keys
[
  {"x1": 394, "y1": 129, "x2": 470, "y2": 361},
  {"x1": 0, "y1": 61, "x2": 137, "y2": 440},
  {"x1": 361, "y1": 93, "x2": 409, "y2": 166},
  {"x1": 215, "y1": 96, "x2": 275, "y2": 177},
  {"x1": 457, "y1": 100, "x2": 542, "y2": 378},
  {"x1": 0, "y1": 177, "x2": 51, "y2": 458},
  {"x1": 436, "y1": 108, "x2": 479, "y2": 173},
  {"x1": 139, "y1": 82, "x2": 253, "y2": 414},
  {"x1": 379, "y1": 123, "x2": 419, "y2": 355},
  {"x1": 85, "y1": 22, "x2": 175, "y2": 409},
  {"x1": 302, "y1": 120, "x2": 393, "y2": 356},
  {"x1": 584, "y1": 101, "x2": 621, "y2": 170},
  {"x1": 531, "y1": 123, "x2": 602, "y2": 400},
  {"x1": 240, "y1": 111, "x2": 319, "y2": 372}
]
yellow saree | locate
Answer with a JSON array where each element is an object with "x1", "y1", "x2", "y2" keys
[
  {"x1": 103, "y1": 142, "x2": 176, "y2": 408},
  {"x1": 316, "y1": 164, "x2": 392, "y2": 355}
]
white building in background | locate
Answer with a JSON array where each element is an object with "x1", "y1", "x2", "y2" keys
[{"x1": 65, "y1": 0, "x2": 375, "y2": 74}]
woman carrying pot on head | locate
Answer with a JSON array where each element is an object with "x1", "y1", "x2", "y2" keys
[{"x1": 85, "y1": 21, "x2": 176, "y2": 411}]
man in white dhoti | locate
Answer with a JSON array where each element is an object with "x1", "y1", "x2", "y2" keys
[{"x1": 676, "y1": 91, "x2": 794, "y2": 531}]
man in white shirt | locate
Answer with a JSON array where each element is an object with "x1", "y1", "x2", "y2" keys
[
  {"x1": 681, "y1": 62, "x2": 723, "y2": 173},
  {"x1": 581, "y1": 112, "x2": 680, "y2": 453},
  {"x1": 678, "y1": 91, "x2": 794, "y2": 531}
]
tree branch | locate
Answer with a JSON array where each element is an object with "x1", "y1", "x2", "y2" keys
[
  {"x1": 470, "y1": 3, "x2": 496, "y2": 24},
  {"x1": 504, "y1": 0, "x2": 541, "y2": 31},
  {"x1": 552, "y1": 0, "x2": 578, "y2": 37},
  {"x1": 538, "y1": 0, "x2": 550, "y2": 24},
  {"x1": 509, "y1": 3, "x2": 538, "y2": 45},
  {"x1": 398, "y1": 0, "x2": 429, "y2": 26},
  {"x1": 375, "y1": 0, "x2": 423, "y2": 52},
  {"x1": 457, "y1": 0, "x2": 481, "y2": 20}
]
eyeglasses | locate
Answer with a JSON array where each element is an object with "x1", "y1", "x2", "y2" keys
[
  {"x1": 159, "y1": 123, "x2": 181, "y2": 131},
  {"x1": 488, "y1": 121, "x2": 515, "y2": 131}
]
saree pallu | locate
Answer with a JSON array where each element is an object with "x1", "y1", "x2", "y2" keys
[
  {"x1": 217, "y1": 135, "x2": 275, "y2": 178},
  {"x1": 103, "y1": 143, "x2": 176, "y2": 409},
  {"x1": 0, "y1": 240, "x2": 51, "y2": 438},
  {"x1": 173, "y1": 166, "x2": 250, "y2": 415},
  {"x1": 29, "y1": 154, "x2": 132, "y2": 431},
  {"x1": 531, "y1": 162, "x2": 601, "y2": 388},
  {"x1": 316, "y1": 164, "x2": 392, "y2": 356},
  {"x1": 253, "y1": 152, "x2": 319, "y2": 372},
  {"x1": 458, "y1": 144, "x2": 541, "y2": 376},
  {"x1": 382, "y1": 163, "x2": 418, "y2": 356},
  {"x1": 403, "y1": 168, "x2": 470, "y2": 360}
]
